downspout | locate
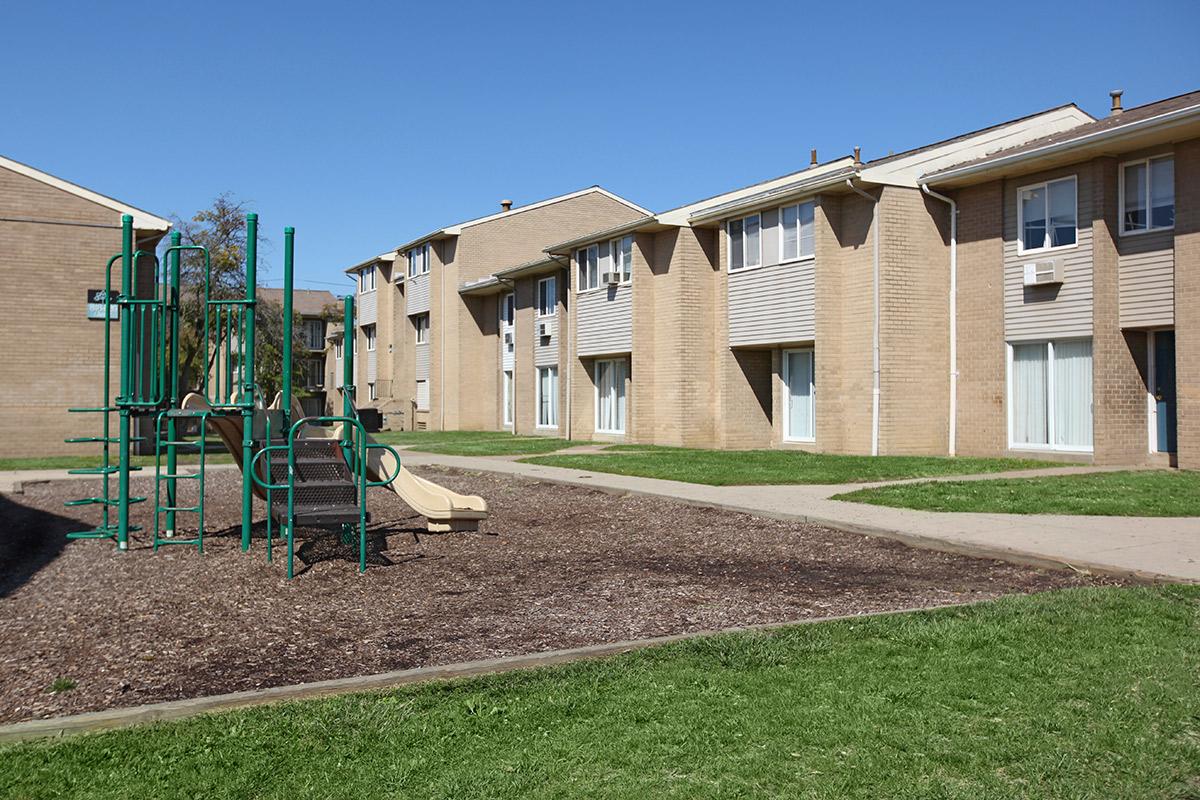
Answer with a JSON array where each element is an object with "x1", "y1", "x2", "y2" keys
[
  {"x1": 846, "y1": 178, "x2": 880, "y2": 456},
  {"x1": 921, "y1": 184, "x2": 958, "y2": 457},
  {"x1": 439, "y1": 244, "x2": 445, "y2": 430}
]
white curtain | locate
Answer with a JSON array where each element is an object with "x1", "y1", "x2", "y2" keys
[
  {"x1": 1012, "y1": 343, "x2": 1048, "y2": 445},
  {"x1": 596, "y1": 360, "x2": 627, "y2": 433},
  {"x1": 538, "y1": 367, "x2": 558, "y2": 427},
  {"x1": 786, "y1": 350, "x2": 814, "y2": 440},
  {"x1": 1053, "y1": 340, "x2": 1093, "y2": 448}
]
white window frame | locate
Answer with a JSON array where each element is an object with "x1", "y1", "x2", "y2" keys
[
  {"x1": 576, "y1": 244, "x2": 600, "y2": 292},
  {"x1": 1119, "y1": 155, "x2": 1174, "y2": 236},
  {"x1": 727, "y1": 213, "x2": 762, "y2": 272},
  {"x1": 407, "y1": 243, "x2": 430, "y2": 278},
  {"x1": 537, "y1": 276, "x2": 557, "y2": 317},
  {"x1": 499, "y1": 292, "x2": 515, "y2": 327},
  {"x1": 502, "y1": 369, "x2": 514, "y2": 427},
  {"x1": 1005, "y1": 338, "x2": 1093, "y2": 454},
  {"x1": 778, "y1": 201, "x2": 816, "y2": 264},
  {"x1": 594, "y1": 358, "x2": 627, "y2": 435},
  {"x1": 415, "y1": 379, "x2": 429, "y2": 411},
  {"x1": 414, "y1": 313, "x2": 429, "y2": 344},
  {"x1": 536, "y1": 365, "x2": 559, "y2": 429},
  {"x1": 611, "y1": 234, "x2": 633, "y2": 284},
  {"x1": 364, "y1": 324, "x2": 376, "y2": 352},
  {"x1": 367, "y1": 382, "x2": 377, "y2": 402},
  {"x1": 334, "y1": 340, "x2": 343, "y2": 360},
  {"x1": 359, "y1": 265, "x2": 376, "y2": 293},
  {"x1": 782, "y1": 348, "x2": 816, "y2": 443},
  {"x1": 1016, "y1": 175, "x2": 1078, "y2": 256}
]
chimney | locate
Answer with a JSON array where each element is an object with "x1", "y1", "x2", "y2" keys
[
  {"x1": 853, "y1": 146, "x2": 862, "y2": 166},
  {"x1": 1109, "y1": 89, "x2": 1124, "y2": 116},
  {"x1": 810, "y1": 148, "x2": 818, "y2": 166}
]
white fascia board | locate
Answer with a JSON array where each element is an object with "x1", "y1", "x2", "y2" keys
[
  {"x1": 448, "y1": 186, "x2": 652, "y2": 235},
  {"x1": 0, "y1": 154, "x2": 172, "y2": 231},
  {"x1": 657, "y1": 157, "x2": 858, "y2": 226},
  {"x1": 859, "y1": 106, "x2": 1094, "y2": 188}
]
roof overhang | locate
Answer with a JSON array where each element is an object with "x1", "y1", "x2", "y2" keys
[
  {"x1": 921, "y1": 103, "x2": 1200, "y2": 188},
  {"x1": 458, "y1": 276, "x2": 505, "y2": 296},
  {"x1": 545, "y1": 215, "x2": 660, "y2": 255},
  {"x1": 342, "y1": 251, "x2": 397, "y2": 274},
  {"x1": 494, "y1": 255, "x2": 564, "y2": 281},
  {"x1": 0, "y1": 154, "x2": 172, "y2": 231},
  {"x1": 685, "y1": 165, "x2": 858, "y2": 225}
]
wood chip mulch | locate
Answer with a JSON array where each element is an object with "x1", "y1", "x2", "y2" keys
[{"x1": 0, "y1": 466, "x2": 1122, "y2": 723}]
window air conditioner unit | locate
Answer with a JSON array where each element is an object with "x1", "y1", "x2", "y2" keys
[
  {"x1": 601, "y1": 270, "x2": 620, "y2": 286},
  {"x1": 1023, "y1": 260, "x2": 1065, "y2": 287},
  {"x1": 537, "y1": 321, "x2": 552, "y2": 338}
]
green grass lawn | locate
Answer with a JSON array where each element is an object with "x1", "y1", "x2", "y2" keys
[
  {"x1": 1, "y1": 586, "x2": 1195, "y2": 799},
  {"x1": 523, "y1": 445, "x2": 1056, "y2": 485},
  {"x1": 835, "y1": 469, "x2": 1200, "y2": 517},
  {"x1": 374, "y1": 430, "x2": 584, "y2": 456},
  {"x1": 0, "y1": 450, "x2": 233, "y2": 472}
]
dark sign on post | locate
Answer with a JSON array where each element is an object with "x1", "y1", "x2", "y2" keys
[{"x1": 87, "y1": 289, "x2": 119, "y2": 320}]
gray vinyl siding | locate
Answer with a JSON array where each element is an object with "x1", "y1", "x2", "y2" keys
[
  {"x1": 414, "y1": 343, "x2": 430, "y2": 381},
  {"x1": 357, "y1": 289, "x2": 377, "y2": 325},
  {"x1": 728, "y1": 259, "x2": 815, "y2": 346},
  {"x1": 1118, "y1": 229, "x2": 1174, "y2": 328},
  {"x1": 535, "y1": 313, "x2": 558, "y2": 367},
  {"x1": 407, "y1": 273, "x2": 431, "y2": 314},
  {"x1": 577, "y1": 285, "x2": 632, "y2": 356},
  {"x1": 1003, "y1": 171, "x2": 1094, "y2": 341}
]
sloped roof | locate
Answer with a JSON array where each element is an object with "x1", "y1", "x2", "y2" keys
[
  {"x1": 0, "y1": 154, "x2": 171, "y2": 231},
  {"x1": 258, "y1": 287, "x2": 338, "y2": 316}
]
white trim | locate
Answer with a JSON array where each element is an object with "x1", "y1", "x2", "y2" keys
[
  {"x1": 1147, "y1": 332, "x2": 1158, "y2": 453},
  {"x1": 450, "y1": 187, "x2": 652, "y2": 234},
  {"x1": 726, "y1": 212, "x2": 762, "y2": 272},
  {"x1": 576, "y1": 244, "x2": 600, "y2": 291},
  {"x1": 1015, "y1": 175, "x2": 1078, "y2": 256},
  {"x1": 782, "y1": 348, "x2": 816, "y2": 443},
  {"x1": 1005, "y1": 338, "x2": 1094, "y2": 454},
  {"x1": 777, "y1": 201, "x2": 816, "y2": 264},
  {"x1": 502, "y1": 369, "x2": 514, "y2": 428},
  {"x1": 364, "y1": 324, "x2": 376, "y2": 352},
  {"x1": 358, "y1": 265, "x2": 377, "y2": 293},
  {"x1": 1118, "y1": 154, "x2": 1175, "y2": 237},
  {"x1": 611, "y1": 234, "x2": 634, "y2": 285},
  {"x1": 535, "y1": 365, "x2": 559, "y2": 430},
  {"x1": 406, "y1": 243, "x2": 431, "y2": 278},
  {"x1": 0, "y1": 155, "x2": 171, "y2": 231},
  {"x1": 594, "y1": 358, "x2": 627, "y2": 435},
  {"x1": 414, "y1": 313, "x2": 430, "y2": 344}
]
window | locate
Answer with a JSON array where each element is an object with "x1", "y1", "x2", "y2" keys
[
  {"x1": 367, "y1": 382, "x2": 377, "y2": 402},
  {"x1": 364, "y1": 325, "x2": 376, "y2": 352},
  {"x1": 727, "y1": 213, "x2": 761, "y2": 271},
  {"x1": 502, "y1": 370, "x2": 514, "y2": 427},
  {"x1": 537, "y1": 276, "x2": 557, "y2": 317},
  {"x1": 414, "y1": 313, "x2": 429, "y2": 344},
  {"x1": 407, "y1": 243, "x2": 430, "y2": 277},
  {"x1": 780, "y1": 202, "x2": 815, "y2": 262},
  {"x1": 334, "y1": 340, "x2": 343, "y2": 360},
  {"x1": 301, "y1": 358, "x2": 324, "y2": 388},
  {"x1": 577, "y1": 244, "x2": 599, "y2": 291},
  {"x1": 536, "y1": 366, "x2": 559, "y2": 428},
  {"x1": 612, "y1": 235, "x2": 633, "y2": 283},
  {"x1": 595, "y1": 359, "x2": 627, "y2": 434},
  {"x1": 1018, "y1": 176, "x2": 1076, "y2": 253},
  {"x1": 416, "y1": 379, "x2": 429, "y2": 410},
  {"x1": 353, "y1": 332, "x2": 358, "y2": 355},
  {"x1": 783, "y1": 349, "x2": 815, "y2": 441},
  {"x1": 1121, "y1": 156, "x2": 1174, "y2": 234},
  {"x1": 500, "y1": 293, "x2": 514, "y2": 353},
  {"x1": 1009, "y1": 339, "x2": 1093, "y2": 451},
  {"x1": 302, "y1": 318, "x2": 324, "y2": 350},
  {"x1": 359, "y1": 265, "x2": 376, "y2": 292}
]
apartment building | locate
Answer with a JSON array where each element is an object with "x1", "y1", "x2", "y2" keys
[
  {"x1": 339, "y1": 188, "x2": 649, "y2": 431},
  {"x1": 336, "y1": 87, "x2": 1197, "y2": 468},
  {"x1": 258, "y1": 287, "x2": 337, "y2": 416},
  {"x1": 920, "y1": 89, "x2": 1200, "y2": 468},
  {"x1": 0, "y1": 155, "x2": 170, "y2": 458}
]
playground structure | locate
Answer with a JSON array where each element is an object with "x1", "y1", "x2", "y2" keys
[{"x1": 66, "y1": 214, "x2": 487, "y2": 578}]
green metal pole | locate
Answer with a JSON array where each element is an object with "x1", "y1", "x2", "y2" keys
[
  {"x1": 116, "y1": 214, "x2": 134, "y2": 551},
  {"x1": 240, "y1": 213, "x2": 258, "y2": 551},
  {"x1": 282, "y1": 227, "x2": 295, "y2": 425},
  {"x1": 165, "y1": 231, "x2": 182, "y2": 538}
]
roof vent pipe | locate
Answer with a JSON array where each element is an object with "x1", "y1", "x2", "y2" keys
[
  {"x1": 500, "y1": 199, "x2": 513, "y2": 212},
  {"x1": 1109, "y1": 89, "x2": 1124, "y2": 116},
  {"x1": 810, "y1": 148, "x2": 818, "y2": 166},
  {"x1": 853, "y1": 146, "x2": 863, "y2": 167}
]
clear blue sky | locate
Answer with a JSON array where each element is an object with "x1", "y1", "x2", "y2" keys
[{"x1": 3, "y1": 0, "x2": 1197, "y2": 291}]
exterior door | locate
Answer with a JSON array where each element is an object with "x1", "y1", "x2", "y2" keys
[{"x1": 1154, "y1": 330, "x2": 1177, "y2": 453}]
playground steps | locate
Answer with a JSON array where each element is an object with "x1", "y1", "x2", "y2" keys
[{"x1": 267, "y1": 439, "x2": 368, "y2": 527}]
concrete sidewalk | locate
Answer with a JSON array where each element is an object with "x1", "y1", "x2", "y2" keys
[{"x1": 399, "y1": 452, "x2": 1200, "y2": 583}]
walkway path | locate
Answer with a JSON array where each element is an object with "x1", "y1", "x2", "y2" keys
[
  {"x1": 3, "y1": 455, "x2": 1195, "y2": 582},
  {"x1": 399, "y1": 452, "x2": 1200, "y2": 583}
]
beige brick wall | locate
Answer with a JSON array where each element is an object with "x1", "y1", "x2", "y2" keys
[
  {"x1": 1176, "y1": 138, "x2": 1200, "y2": 468},
  {"x1": 0, "y1": 165, "x2": 163, "y2": 458},
  {"x1": 953, "y1": 179, "x2": 1008, "y2": 456}
]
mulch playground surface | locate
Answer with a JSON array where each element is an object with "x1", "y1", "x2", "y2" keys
[{"x1": 0, "y1": 467, "x2": 1122, "y2": 723}]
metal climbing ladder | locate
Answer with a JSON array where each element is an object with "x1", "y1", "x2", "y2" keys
[{"x1": 151, "y1": 409, "x2": 212, "y2": 552}]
